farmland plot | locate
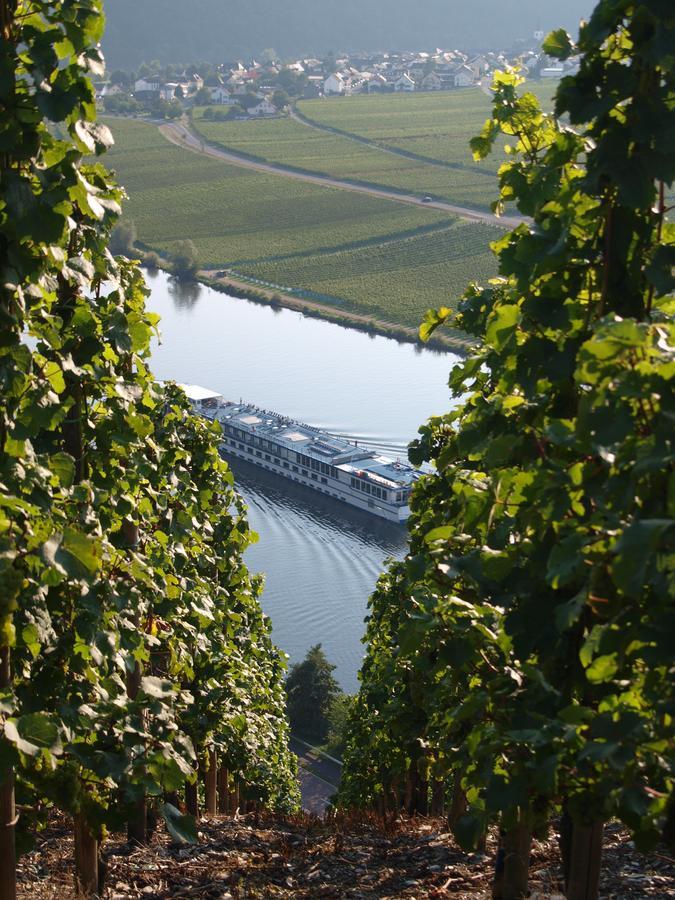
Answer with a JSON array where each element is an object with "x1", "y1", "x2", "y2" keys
[
  {"x1": 297, "y1": 82, "x2": 560, "y2": 172},
  {"x1": 104, "y1": 117, "x2": 501, "y2": 330},
  {"x1": 105, "y1": 118, "x2": 455, "y2": 266},
  {"x1": 193, "y1": 110, "x2": 500, "y2": 210},
  {"x1": 237, "y1": 221, "x2": 499, "y2": 325}
]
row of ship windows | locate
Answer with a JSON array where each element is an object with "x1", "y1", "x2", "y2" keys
[
  {"x1": 221, "y1": 436, "x2": 407, "y2": 505},
  {"x1": 350, "y1": 477, "x2": 406, "y2": 503},
  {"x1": 221, "y1": 438, "x2": 332, "y2": 485},
  {"x1": 221, "y1": 426, "x2": 337, "y2": 477}
]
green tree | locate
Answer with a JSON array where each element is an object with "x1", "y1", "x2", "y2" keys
[
  {"x1": 194, "y1": 85, "x2": 212, "y2": 105},
  {"x1": 274, "y1": 68, "x2": 308, "y2": 97},
  {"x1": 272, "y1": 89, "x2": 290, "y2": 110},
  {"x1": 0, "y1": 3, "x2": 298, "y2": 897},
  {"x1": 286, "y1": 645, "x2": 342, "y2": 743},
  {"x1": 110, "y1": 218, "x2": 137, "y2": 255},
  {"x1": 341, "y1": 3, "x2": 674, "y2": 897},
  {"x1": 157, "y1": 97, "x2": 183, "y2": 119},
  {"x1": 171, "y1": 239, "x2": 199, "y2": 278},
  {"x1": 110, "y1": 68, "x2": 131, "y2": 87},
  {"x1": 104, "y1": 93, "x2": 141, "y2": 115},
  {"x1": 239, "y1": 91, "x2": 263, "y2": 110}
]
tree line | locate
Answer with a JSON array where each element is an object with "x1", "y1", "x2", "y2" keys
[
  {"x1": 338, "y1": 3, "x2": 674, "y2": 899},
  {"x1": 0, "y1": 3, "x2": 298, "y2": 898}
]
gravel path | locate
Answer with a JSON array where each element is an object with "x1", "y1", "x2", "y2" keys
[{"x1": 159, "y1": 120, "x2": 522, "y2": 229}]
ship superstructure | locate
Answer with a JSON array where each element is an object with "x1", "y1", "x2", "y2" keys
[{"x1": 181, "y1": 385, "x2": 420, "y2": 523}]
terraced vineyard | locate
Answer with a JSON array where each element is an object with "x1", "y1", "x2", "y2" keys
[
  {"x1": 236, "y1": 220, "x2": 498, "y2": 325},
  {"x1": 104, "y1": 118, "x2": 455, "y2": 266},
  {"x1": 104, "y1": 117, "x2": 501, "y2": 330},
  {"x1": 192, "y1": 109, "x2": 500, "y2": 210},
  {"x1": 297, "y1": 82, "x2": 560, "y2": 173}
]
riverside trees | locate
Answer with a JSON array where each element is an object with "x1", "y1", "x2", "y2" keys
[
  {"x1": 340, "y1": 2, "x2": 674, "y2": 898},
  {"x1": 0, "y1": 2, "x2": 297, "y2": 897}
]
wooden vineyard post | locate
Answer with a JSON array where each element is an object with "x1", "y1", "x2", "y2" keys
[
  {"x1": 124, "y1": 523, "x2": 147, "y2": 846},
  {"x1": 126, "y1": 649, "x2": 146, "y2": 846},
  {"x1": 205, "y1": 748, "x2": 218, "y2": 816},
  {"x1": 0, "y1": 647, "x2": 16, "y2": 900},
  {"x1": 228, "y1": 780, "x2": 240, "y2": 817},
  {"x1": 185, "y1": 764, "x2": 200, "y2": 819},
  {"x1": 74, "y1": 813, "x2": 99, "y2": 898},
  {"x1": 499, "y1": 816, "x2": 531, "y2": 900},
  {"x1": 448, "y1": 776, "x2": 467, "y2": 829},
  {"x1": 217, "y1": 767, "x2": 230, "y2": 815},
  {"x1": 567, "y1": 821, "x2": 603, "y2": 900},
  {"x1": 430, "y1": 777, "x2": 445, "y2": 817}
]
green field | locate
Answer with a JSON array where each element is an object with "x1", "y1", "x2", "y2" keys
[
  {"x1": 238, "y1": 220, "x2": 498, "y2": 326},
  {"x1": 105, "y1": 118, "x2": 462, "y2": 264},
  {"x1": 104, "y1": 117, "x2": 500, "y2": 329},
  {"x1": 192, "y1": 109, "x2": 500, "y2": 211},
  {"x1": 192, "y1": 84, "x2": 559, "y2": 213},
  {"x1": 297, "y1": 82, "x2": 560, "y2": 173}
]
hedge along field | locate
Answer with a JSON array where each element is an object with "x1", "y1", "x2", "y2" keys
[
  {"x1": 192, "y1": 109, "x2": 500, "y2": 211},
  {"x1": 103, "y1": 117, "x2": 456, "y2": 266},
  {"x1": 236, "y1": 220, "x2": 499, "y2": 326},
  {"x1": 297, "y1": 82, "x2": 560, "y2": 174}
]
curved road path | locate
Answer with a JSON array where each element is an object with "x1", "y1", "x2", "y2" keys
[
  {"x1": 159, "y1": 120, "x2": 523, "y2": 229},
  {"x1": 289, "y1": 736, "x2": 342, "y2": 815}
]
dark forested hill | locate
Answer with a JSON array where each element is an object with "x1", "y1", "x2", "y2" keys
[{"x1": 103, "y1": 0, "x2": 592, "y2": 70}]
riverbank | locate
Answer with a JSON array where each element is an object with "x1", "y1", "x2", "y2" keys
[
  {"x1": 135, "y1": 251, "x2": 469, "y2": 352},
  {"x1": 104, "y1": 116, "x2": 496, "y2": 340},
  {"x1": 198, "y1": 267, "x2": 471, "y2": 352}
]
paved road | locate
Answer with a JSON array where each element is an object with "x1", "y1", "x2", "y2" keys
[
  {"x1": 159, "y1": 120, "x2": 522, "y2": 229},
  {"x1": 289, "y1": 736, "x2": 342, "y2": 815}
]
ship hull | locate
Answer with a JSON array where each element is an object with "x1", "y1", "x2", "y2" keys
[
  {"x1": 219, "y1": 437, "x2": 410, "y2": 523},
  {"x1": 179, "y1": 384, "x2": 419, "y2": 525}
]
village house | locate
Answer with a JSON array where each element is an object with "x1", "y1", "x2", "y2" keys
[
  {"x1": 302, "y1": 58, "x2": 324, "y2": 74},
  {"x1": 248, "y1": 97, "x2": 277, "y2": 116},
  {"x1": 421, "y1": 71, "x2": 443, "y2": 91},
  {"x1": 453, "y1": 65, "x2": 475, "y2": 87},
  {"x1": 211, "y1": 85, "x2": 235, "y2": 104},
  {"x1": 541, "y1": 66, "x2": 564, "y2": 78},
  {"x1": 159, "y1": 83, "x2": 180, "y2": 101},
  {"x1": 134, "y1": 77, "x2": 160, "y2": 95},
  {"x1": 324, "y1": 72, "x2": 345, "y2": 95},
  {"x1": 394, "y1": 72, "x2": 416, "y2": 92},
  {"x1": 366, "y1": 73, "x2": 389, "y2": 92},
  {"x1": 97, "y1": 82, "x2": 124, "y2": 100},
  {"x1": 467, "y1": 54, "x2": 490, "y2": 79}
]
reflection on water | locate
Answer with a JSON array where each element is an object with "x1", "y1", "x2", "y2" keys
[
  {"x1": 230, "y1": 457, "x2": 407, "y2": 692},
  {"x1": 146, "y1": 270, "x2": 458, "y2": 690},
  {"x1": 167, "y1": 276, "x2": 202, "y2": 311}
]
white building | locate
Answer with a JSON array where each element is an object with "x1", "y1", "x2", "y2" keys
[
  {"x1": 541, "y1": 66, "x2": 564, "y2": 78},
  {"x1": 324, "y1": 73, "x2": 345, "y2": 95},
  {"x1": 211, "y1": 86, "x2": 235, "y2": 105},
  {"x1": 248, "y1": 97, "x2": 277, "y2": 116},
  {"x1": 98, "y1": 83, "x2": 124, "y2": 99},
  {"x1": 159, "y1": 83, "x2": 179, "y2": 101},
  {"x1": 454, "y1": 65, "x2": 475, "y2": 87},
  {"x1": 394, "y1": 72, "x2": 416, "y2": 92},
  {"x1": 134, "y1": 78, "x2": 160, "y2": 94},
  {"x1": 421, "y1": 71, "x2": 443, "y2": 91}
]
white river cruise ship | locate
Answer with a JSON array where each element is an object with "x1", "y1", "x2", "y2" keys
[{"x1": 182, "y1": 385, "x2": 422, "y2": 523}]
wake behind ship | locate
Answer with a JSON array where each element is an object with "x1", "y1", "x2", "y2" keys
[{"x1": 182, "y1": 385, "x2": 422, "y2": 523}]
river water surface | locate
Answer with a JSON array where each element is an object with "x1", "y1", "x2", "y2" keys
[{"x1": 146, "y1": 271, "x2": 459, "y2": 690}]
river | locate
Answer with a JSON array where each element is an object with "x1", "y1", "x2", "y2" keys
[{"x1": 146, "y1": 271, "x2": 459, "y2": 690}]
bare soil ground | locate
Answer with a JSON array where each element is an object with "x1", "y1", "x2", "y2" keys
[{"x1": 16, "y1": 813, "x2": 675, "y2": 899}]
